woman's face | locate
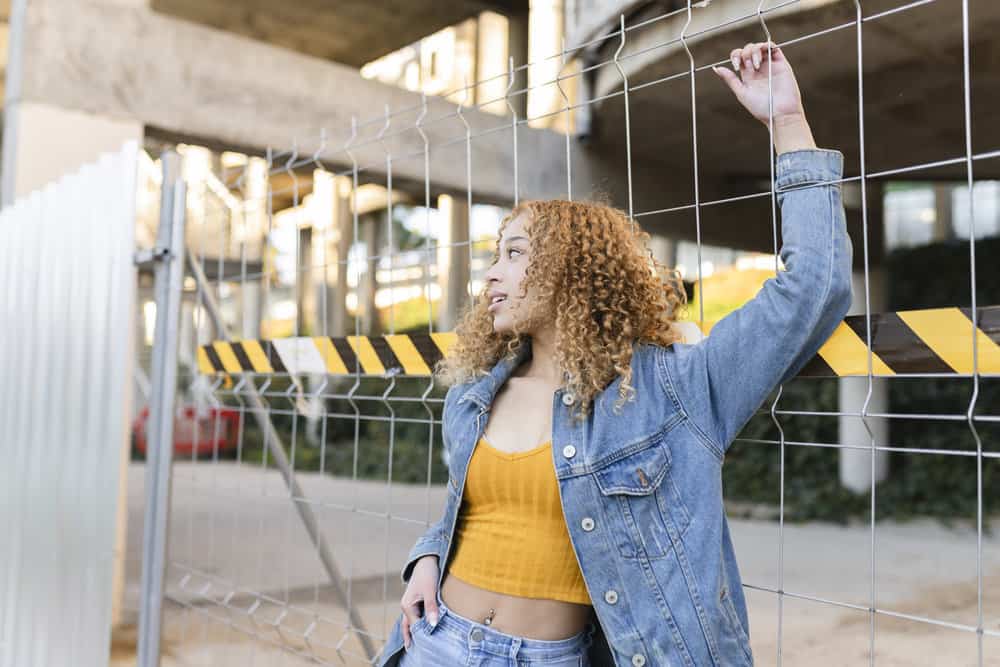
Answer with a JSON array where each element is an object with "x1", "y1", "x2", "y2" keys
[{"x1": 483, "y1": 212, "x2": 543, "y2": 335}]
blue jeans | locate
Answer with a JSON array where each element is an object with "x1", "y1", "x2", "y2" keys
[{"x1": 399, "y1": 587, "x2": 596, "y2": 666}]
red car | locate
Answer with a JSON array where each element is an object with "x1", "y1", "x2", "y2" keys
[{"x1": 133, "y1": 405, "x2": 241, "y2": 456}]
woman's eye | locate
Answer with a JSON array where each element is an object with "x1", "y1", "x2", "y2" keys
[{"x1": 508, "y1": 248, "x2": 522, "y2": 258}]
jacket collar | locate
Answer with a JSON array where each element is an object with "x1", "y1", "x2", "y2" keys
[{"x1": 458, "y1": 337, "x2": 534, "y2": 411}]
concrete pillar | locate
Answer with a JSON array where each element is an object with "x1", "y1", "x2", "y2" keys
[
  {"x1": 297, "y1": 226, "x2": 314, "y2": 335},
  {"x1": 527, "y1": 0, "x2": 564, "y2": 129},
  {"x1": 359, "y1": 217, "x2": 380, "y2": 334},
  {"x1": 648, "y1": 233, "x2": 678, "y2": 268},
  {"x1": 838, "y1": 269, "x2": 891, "y2": 493},
  {"x1": 2, "y1": 101, "x2": 143, "y2": 204},
  {"x1": 932, "y1": 183, "x2": 955, "y2": 242},
  {"x1": 1, "y1": 0, "x2": 144, "y2": 203},
  {"x1": 477, "y1": 12, "x2": 510, "y2": 116},
  {"x1": 328, "y1": 178, "x2": 353, "y2": 337},
  {"x1": 238, "y1": 157, "x2": 268, "y2": 339},
  {"x1": 437, "y1": 194, "x2": 471, "y2": 332},
  {"x1": 839, "y1": 181, "x2": 890, "y2": 494},
  {"x1": 308, "y1": 170, "x2": 353, "y2": 338},
  {"x1": 507, "y1": 7, "x2": 530, "y2": 120}
]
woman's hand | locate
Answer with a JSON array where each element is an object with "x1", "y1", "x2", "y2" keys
[
  {"x1": 400, "y1": 555, "x2": 441, "y2": 650},
  {"x1": 713, "y1": 42, "x2": 817, "y2": 155}
]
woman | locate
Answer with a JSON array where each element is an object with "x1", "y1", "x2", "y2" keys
[{"x1": 378, "y1": 41, "x2": 852, "y2": 666}]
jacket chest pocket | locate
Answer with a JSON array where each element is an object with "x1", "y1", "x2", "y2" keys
[{"x1": 592, "y1": 437, "x2": 692, "y2": 560}]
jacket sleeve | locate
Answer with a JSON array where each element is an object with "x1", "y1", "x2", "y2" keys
[
  {"x1": 399, "y1": 383, "x2": 461, "y2": 584},
  {"x1": 657, "y1": 148, "x2": 853, "y2": 461}
]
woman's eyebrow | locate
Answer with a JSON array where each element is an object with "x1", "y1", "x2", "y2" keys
[{"x1": 500, "y1": 235, "x2": 529, "y2": 248}]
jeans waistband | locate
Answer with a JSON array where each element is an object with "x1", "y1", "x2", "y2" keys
[{"x1": 431, "y1": 587, "x2": 595, "y2": 660}]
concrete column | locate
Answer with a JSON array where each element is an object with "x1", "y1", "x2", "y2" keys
[
  {"x1": 932, "y1": 183, "x2": 955, "y2": 242},
  {"x1": 297, "y1": 226, "x2": 314, "y2": 335},
  {"x1": 358, "y1": 217, "x2": 380, "y2": 335},
  {"x1": 437, "y1": 194, "x2": 471, "y2": 332},
  {"x1": 507, "y1": 7, "x2": 530, "y2": 120},
  {"x1": 1, "y1": 0, "x2": 145, "y2": 203},
  {"x1": 2, "y1": 101, "x2": 143, "y2": 204},
  {"x1": 839, "y1": 182, "x2": 890, "y2": 494},
  {"x1": 477, "y1": 12, "x2": 510, "y2": 116},
  {"x1": 237, "y1": 157, "x2": 268, "y2": 339},
  {"x1": 838, "y1": 269, "x2": 891, "y2": 493},
  {"x1": 308, "y1": 170, "x2": 352, "y2": 338},
  {"x1": 648, "y1": 233, "x2": 678, "y2": 268},
  {"x1": 527, "y1": 0, "x2": 564, "y2": 129},
  {"x1": 328, "y1": 178, "x2": 353, "y2": 337}
]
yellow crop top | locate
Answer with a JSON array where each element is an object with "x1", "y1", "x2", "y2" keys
[{"x1": 445, "y1": 437, "x2": 591, "y2": 605}]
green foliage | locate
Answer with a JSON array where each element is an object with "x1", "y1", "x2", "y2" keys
[
  {"x1": 141, "y1": 238, "x2": 998, "y2": 526},
  {"x1": 723, "y1": 237, "x2": 1000, "y2": 526}
]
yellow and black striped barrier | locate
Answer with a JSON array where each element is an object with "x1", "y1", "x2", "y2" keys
[{"x1": 198, "y1": 306, "x2": 1000, "y2": 379}]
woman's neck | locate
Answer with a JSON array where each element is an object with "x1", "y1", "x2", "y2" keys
[{"x1": 518, "y1": 330, "x2": 562, "y2": 386}]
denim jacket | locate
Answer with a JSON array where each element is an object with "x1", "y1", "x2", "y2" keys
[{"x1": 377, "y1": 149, "x2": 852, "y2": 667}]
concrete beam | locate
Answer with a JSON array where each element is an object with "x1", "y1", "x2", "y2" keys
[
  {"x1": 17, "y1": 0, "x2": 593, "y2": 206},
  {"x1": 12, "y1": 0, "x2": 813, "y2": 253},
  {"x1": 583, "y1": 0, "x2": 1000, "y2": 181},
  {"x1": 151, "y1": 0, "x2": 528, "y2": 69}
]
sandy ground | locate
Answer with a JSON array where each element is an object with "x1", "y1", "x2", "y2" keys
[{"x1": 111, "y1": 461, "x2": 1000, "y2": 666}]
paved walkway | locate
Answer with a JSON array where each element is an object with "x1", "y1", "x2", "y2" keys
[{"x1": 115, "y1": 462, "x2": 1000, "y2": 666}]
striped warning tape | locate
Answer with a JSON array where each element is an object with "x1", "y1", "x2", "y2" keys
[
  {"x1": 800, "y1": 306, "x2": 1000, "y2": 377},
  {"x1": 197, "y1": 306, "x2": 1000, "y2": 379}
]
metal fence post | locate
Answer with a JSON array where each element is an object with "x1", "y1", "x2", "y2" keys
[{"x1": 136, "y1": 151, "x2": 187, "y2": 667}]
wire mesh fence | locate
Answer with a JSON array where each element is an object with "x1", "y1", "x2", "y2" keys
[{"x1": 115, "y1": 1, "x2": 1000, "y2": 665}]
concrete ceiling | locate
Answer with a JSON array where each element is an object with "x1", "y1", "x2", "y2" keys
[
  {"x1": 151, "y1": 0, "x2": 528, "y2": 68},
  {"x1": 584, "y1": 0, "x2": 1000, "y2": 209}
]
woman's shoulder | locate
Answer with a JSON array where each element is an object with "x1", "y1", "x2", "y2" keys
[{"x1": 633, "y1": 322, "x2": 705, "y2": 357}]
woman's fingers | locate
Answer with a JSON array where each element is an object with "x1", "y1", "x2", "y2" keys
[
  {"x1": 731, "y1": 42, "x2": 782, "y2": 74},
  {"x1": 741, "y1": 43, "x2": 755, "y2": 72},
  {"x1": 423, "y1": 594, "x2": 440, "y2": 627},
  {"x1": 400, "y1": 593, "x2": 423, "y2": 649}
]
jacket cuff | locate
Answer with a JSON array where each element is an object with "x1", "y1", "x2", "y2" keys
[
  {"x1": 400, "y1": 541, "x2": 441, "y2": 584},
  {"x1": 775, "y1": 148, "x2": 844, "y2": 192}
]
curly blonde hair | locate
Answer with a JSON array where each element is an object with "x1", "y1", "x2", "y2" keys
[{"x1": 434, "y1": 199, "x2": 687, "y2": 422}]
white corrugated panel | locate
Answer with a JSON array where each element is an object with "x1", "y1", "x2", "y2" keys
[{"x1": 0, "y1": 142, "x2": 138, "y2": 667}]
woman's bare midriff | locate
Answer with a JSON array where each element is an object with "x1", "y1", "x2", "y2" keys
[{"x1": 440, "y1": 569, "x2": 593, "y2": 640}]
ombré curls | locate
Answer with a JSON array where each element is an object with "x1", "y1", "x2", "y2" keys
[{"x1": 435, "y1": 199, "x2": 687, "y2": 422}]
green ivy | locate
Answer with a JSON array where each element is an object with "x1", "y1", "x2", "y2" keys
[{"x1": 723, "y1": 237, "x2": 1000, "y2": 527}]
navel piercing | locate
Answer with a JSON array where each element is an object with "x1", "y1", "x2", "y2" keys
[{"x1": 483, "y1": 608, "x2": 496, "y2": 626}]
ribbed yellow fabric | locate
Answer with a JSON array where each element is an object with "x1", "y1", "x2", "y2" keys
[{"x1": 446, "y1": 437, "x2": 591, "y2": 605}]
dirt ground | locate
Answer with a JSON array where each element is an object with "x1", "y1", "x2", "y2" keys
[{"x1": 111, "y1": 462, "x2": 1000, "y2": 666}]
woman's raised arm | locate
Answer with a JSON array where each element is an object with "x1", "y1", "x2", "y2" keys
[{"x1": 655, "y1": 44, "x2": 854, "y2": 461}]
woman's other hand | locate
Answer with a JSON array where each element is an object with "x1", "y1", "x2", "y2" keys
[
  {"x1": 713, "y1": 42, "x2": 817, "y2": 154},
  {"x1": 400, "y1": 555, "x2": 441, "y2": 650}
]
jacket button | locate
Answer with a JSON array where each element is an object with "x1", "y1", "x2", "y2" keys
[
  {"x1": 562, "y1": 444, "x2": 576, "y2": 459},
  {"x1": 561, "y1": 393, "x2": 575, "y2": 406},
  {"x1": 581, "y1": 517, "x2": 595, "y2": 531},
  {"x1": 631, "y1": 655, "x2": 646, "y2": 666},
  {"x1": 604, "y1": 589, "x2": 618, "y2": 604},
  {"x1": 470, "y1": 628, "x2": 484, "y2": 641}
]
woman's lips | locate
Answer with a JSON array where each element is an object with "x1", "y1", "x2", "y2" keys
[{"x1": 488, "y1": 298, "x2": 506, "y2": 313}]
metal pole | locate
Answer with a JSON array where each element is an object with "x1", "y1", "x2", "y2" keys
[
  {"x1": 185, "y1": 248, "x2": 378, "y2": 663},
  {"x1": 137, "y1": 152, "x2": 187, "y2": 667}
]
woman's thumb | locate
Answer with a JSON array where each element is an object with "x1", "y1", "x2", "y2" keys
[{"x1": 712, "y1": 65, "x2": 744, "y2": 99}]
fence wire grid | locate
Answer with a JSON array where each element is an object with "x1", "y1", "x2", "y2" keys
[{"x1": 131, "y1": 1, "x2": 1000, "y2": 666}]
